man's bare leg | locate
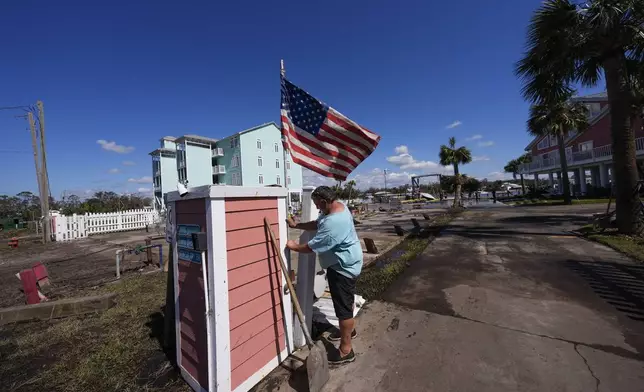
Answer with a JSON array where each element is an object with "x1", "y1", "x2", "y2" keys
[{"x1": 339, "y1": 318, "x2": 355, "y2": 355}]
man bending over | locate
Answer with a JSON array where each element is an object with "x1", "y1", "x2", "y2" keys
[{"x1": 286, "y1": 186, "x2": 363, "y2": 365}]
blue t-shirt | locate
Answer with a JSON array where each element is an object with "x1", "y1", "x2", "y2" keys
[{"x1": 307, "y1": 204, "x2": 363, "y2": 278}]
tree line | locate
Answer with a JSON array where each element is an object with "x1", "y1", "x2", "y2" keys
[{"x1": 1, "y1": 191, "x2": 153, "y2": 221}]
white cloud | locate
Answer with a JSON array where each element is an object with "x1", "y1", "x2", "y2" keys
[
  {"x1": 122, "y1": 160, "x2": 136, "y2": 166},
  {"x1": 386, "y1": 147, "x2": 452, "y2": 172},
  {"x1": 128, "y1": 176, "x2": 153, "y2": 184},
  {"x1": 465, "y1": 134, "x2": 483, "y2": 141},
  {"x1": 108, "y1": 168, "x2": 120, "y2": 174},
  {"x1": 97, "y1": 139, "x2": 135, "y2": 154},
  {"x1": 484, "y1": 171, "x2": 514, "y2": 181},
  {"x1": 478, "y1": 141, "x2": 495, "y2": 147},
  {"x1": 394, "y1": 145, "x2": 408, "y2": 154},
  {"x1": 472, "y1": 156, "x2": 490, "y2": 162},
  {"x1": 137, "y1": 187, "x2": 152, "y2": 193},
  {"x1": 302, "y1": 169, "x2": 337, "y2": 188},
  {"x1": 446, "y1": 121, "x2": 462, "y2": 129},
  {"x1": 348, "y1": 168, "x2": 413, "y2": 189}
]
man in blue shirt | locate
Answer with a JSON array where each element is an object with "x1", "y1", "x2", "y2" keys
[{"x1": 286, "y1": 186, "x2": 363, "y2": 365}]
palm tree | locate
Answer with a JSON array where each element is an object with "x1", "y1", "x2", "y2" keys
[
  {"x1": 504, "y1": 158, "x2": 526, "y2": 196},
  {"x1": 516, "y1": 0, "x2": 644, "y2": 233},
  {"x1": 439, "y1": 137, "x2": 472, "y2": 207},
  {"x1": 527, "y1": 94, "x2": 589, "y2": 205},
  {"x1": 345, "y1": 180, "x2": 357, "y2": 204},
  {"x1": 517, "y1": 153, "x2": 532, "y2": 195},
  {"x1": 504, "y1": 159, "x2": 519, "y2": 181}
]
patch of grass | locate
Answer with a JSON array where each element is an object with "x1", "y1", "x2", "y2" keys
[
  {"x1": 0, "y1": 273, "x2": 189, "y2": 392},
  {"x1": 356, "y1": 212, "x2": 457, "y2": 299},
  {"x1": 576, "y1": 225, "x2": 644, "y2": 263}
]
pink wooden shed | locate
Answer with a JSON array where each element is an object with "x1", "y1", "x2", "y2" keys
[{"x1": 167, "y1": 185, "x2": 294, "y2": 392}]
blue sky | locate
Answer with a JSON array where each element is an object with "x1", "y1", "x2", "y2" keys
[{"x1": 1, "y1": 0, "x2": 604, "y2": 197}]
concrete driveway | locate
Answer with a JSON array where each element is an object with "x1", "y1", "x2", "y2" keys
[
  {"x1": 320, "y1": 204, "x2": 644, "y2": 391},
  {"x1": 262, "y1": 203, "x2": 644, "y2": 392}
]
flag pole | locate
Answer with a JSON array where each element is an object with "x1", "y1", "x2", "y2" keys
[{"x1": 280, "y1": 59, "x2": 292, "y2": 215}]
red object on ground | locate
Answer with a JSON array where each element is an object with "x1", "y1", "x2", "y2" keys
[
  {"x1": 32, "y1": 262, "x2": 50, "y2": 288},
  {"x1": 19, "y1": 269, "x2": 41, "y2": 304},
  {"x1": 8, "y1": 237, "x2": 18, "y2": 248}
]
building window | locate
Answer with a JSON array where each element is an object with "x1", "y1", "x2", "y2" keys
[
  {"x1": 178, "y1": 168, "x2": 187, "y2": 183},
  {"x1": 549, "y1": 134, "x2": 557, "y2": 146},
  {"x1": 586, "y1": 102, "x2": 601, "y2": 118},
  {"x1": 258, "y1": 174, "x2": 264, "y2": 184},
  {"x1": 230, "y1": 139, "x2": 234, "y2": 149},
  {"x1": 537, "y1": 137, "x2": 550, "y2": 150},
  {"x1": 257, "y1": 139, "x2": 262, "y2": 149},
  {"x1": 276, "y1": 159, "x2": 280, "y2": 169},
  {"x1": 287, "y1": 176, "x2": 291, "y2": 185},
  {"x1": 286, "y1": 161, "x2": 291, "y2": 170},
  {"x1": 276, "y1": 175, "x2": 281, "y2": 185},
  {"x1": 231, "y1": 172, "x2": 241, "y2": 186},
  {"x1": 579, "y1": 141, "x2": 593, "y2": 152},
  {"x1": 274, "y1": 143, "x2": 279, "y2": 153},
  {"x1": 231, "y1": 155, "x2": 240, "y2": 168},
  {"x1": 258, "y1": 156, "x2": 263, "y2": 167}
]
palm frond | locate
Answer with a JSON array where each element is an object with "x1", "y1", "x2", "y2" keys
[
  {"x1": 527, "y1": 92, "x2": 589, "y2": 138},
  {"x1": 438, "y1": 137, "x2": 472, "y2": 167},
  {"x1": 516, "y1": 0, "x2": 585, "y2": 103}
]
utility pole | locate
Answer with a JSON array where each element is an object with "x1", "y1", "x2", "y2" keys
[
  {"x1": 383, "y1": 169, "x2": 388, "y2": 191},
  {"x1": 28, "y1": 112, "x2": 47, "y2": 243},
  {"x1": 37, "y1": 101, "x2": 52, "y2": 242}
]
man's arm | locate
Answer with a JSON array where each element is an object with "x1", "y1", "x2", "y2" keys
[
  {"x1": 286, "y1": 240, "x2": 313, "y2": 253},
  {"x1": 287, "y1": 216, "x2": 318, "y2": 231}
]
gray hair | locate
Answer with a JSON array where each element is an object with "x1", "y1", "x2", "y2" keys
[{"x1": 311, "y1": 186, "x2": 337, "y2": 202}]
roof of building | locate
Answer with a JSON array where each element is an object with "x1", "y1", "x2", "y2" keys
[
  {"x1": 226, "y1": 122, "x2": 278, "y2": 138},
  {"x1": 572, "y1": 91, "x2": 608, "y2": 101},
  {"x1": 148, "y1": 147, "x2": 177, "y2": 156},
  {"x1": 175, "y1": 134, "x2": 219, "y2": 145},
  {"x1": 151, "y1": 122, "x2": 278, "y2": 153},
  {"x1": 524, "y1": 91, "x2": 610, "y2": 151}
]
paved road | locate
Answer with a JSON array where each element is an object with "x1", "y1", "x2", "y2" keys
[{"x1": 314, "y1": 204, "x2": 644, "y2": 391}]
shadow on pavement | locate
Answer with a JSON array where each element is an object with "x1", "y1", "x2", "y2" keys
[
  {"x1": 443, "y1": 225, "x2": 582, "y2": 238},
  {"x1": 497, "y1": 215, "x2": 591, "y2": 226},
  {"x1": 566, "y1": 260, "x2": 644, "y2": 323}
]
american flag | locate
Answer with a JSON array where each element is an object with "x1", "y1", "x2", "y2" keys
[{"x1": 280, "y1": 76, "x2": 381, "y2": 181}]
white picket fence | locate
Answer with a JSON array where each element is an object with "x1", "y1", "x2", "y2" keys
[{"x1": 52, "y1": 209, "x2": 160, "y2": 242}]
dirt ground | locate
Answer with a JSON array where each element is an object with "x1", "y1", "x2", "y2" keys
[{"x1": 0, "y1": 230, "x2": 169, "y2": 308}]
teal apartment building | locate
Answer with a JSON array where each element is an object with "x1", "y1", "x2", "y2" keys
[{"x1": 149, "y1": 123, "x2": 303, "y2": 210}]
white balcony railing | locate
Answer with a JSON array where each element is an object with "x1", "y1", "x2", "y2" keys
[
  {"x1": 154, "y1": 170, "x2": 161, "y2": 177},
  {"x1": 153, "y1": 185, "x2": 161, "y2": 192},
  {"x1": 518, "y1": 137, "x2": 644, "y2": 174},
  {"x1": 213, "y1": 165, "x2": 226, "y2": 175},
  {"x1": 212, "y1": 148, "x2": 224, "y2": 157}
]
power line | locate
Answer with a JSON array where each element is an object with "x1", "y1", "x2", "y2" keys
[
  {"x1": 0, "y1": 149, "x2": 30, "y2": 153},
  {"x1": 0, "y1": 105, "x2": 31, "y2": 111}
]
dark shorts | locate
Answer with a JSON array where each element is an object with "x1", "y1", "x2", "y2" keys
[{"x1": 327, "y1": 268, "x2": 356, "y2": 321}]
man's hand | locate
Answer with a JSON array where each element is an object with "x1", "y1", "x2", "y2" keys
[
  {"x1": 286, "y1": 216, "x2": 297, "y2": 228},
  {"x1": 286, "y1": 239, "x2": 313, "y2": 253}
]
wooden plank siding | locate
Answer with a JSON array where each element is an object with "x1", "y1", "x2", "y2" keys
[
  {"x1": 175, "y1": 198, "x2": 209, "y2": 389},
  {"x1": 225, "y1": 198, "x2": 285, "y2": 391}
]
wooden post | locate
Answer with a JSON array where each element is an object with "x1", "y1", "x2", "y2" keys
[
  {"x1": 37, "y1": 101, "x2": 52, "y2": 243},
  {"x1": 163, "y1": 242, "x2": 176, "y2": 356},
  {"x1": 293, "y1": 186, "x2": 318, "y2": 347},
  {"x1": 145, "y1": 237, "x2": 153, "y2": 265},
  {"x1": 28, "y1": 112, "x2": 46, "y2": 243}
]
